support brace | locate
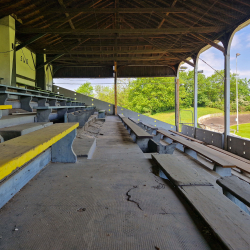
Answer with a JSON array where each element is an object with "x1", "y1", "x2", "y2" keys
[
  {"x1": 20, "y1": 96, "x2": 32, "y2": 112},
  {"x1": 52, "y1": 129, "x2": 77, "y2": 163},
  {"x1": 213, "y1": 164, "x2": 231, "y2": 177}
]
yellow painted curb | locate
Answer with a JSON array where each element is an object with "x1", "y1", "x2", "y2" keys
[
  {"x1": 0, "y1": 105, "x2": 12, "y2": 110},
  {"x1": 0, "y1": 122, "x2": 79, "y2": 181}
]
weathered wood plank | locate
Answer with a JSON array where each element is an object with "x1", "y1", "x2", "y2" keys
[
  {"x1": 158, "y1": 129, "x2": 236, "y2": 168},
  {"x1": 122, "y1": 117, "x2": 153, "y2": 138},
  {"x1": 181, "y1": 185, "x2": 250, "y2": 250},
  {"x1": 217, "y1": 176, "x2": 250, "y2": 207},
  {"x1": 152, "y1": 154, "x2": 212, "y2": 186}
]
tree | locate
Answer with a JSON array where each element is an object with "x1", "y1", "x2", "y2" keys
[{"x1": 75, "y1": 82, "x2": 94, "y2": 97}]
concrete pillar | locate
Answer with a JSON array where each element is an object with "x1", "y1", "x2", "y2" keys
[
  {"x1": 36, "y1": 54, "x2": 45, "y2": 89},
  {"x1": 0, "y1": 16, "x2": 15, "y2": 86}
]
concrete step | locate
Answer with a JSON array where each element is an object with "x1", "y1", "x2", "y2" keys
[
  {"x1": 0, "y1": 115, "x2": 36, "y2": 129},
  {"x1": 73, "y1": 137, "x2": 96, "y2": 159},
  {"x1": 0, "y1": 122, "x2": 53, "y2": 141}
]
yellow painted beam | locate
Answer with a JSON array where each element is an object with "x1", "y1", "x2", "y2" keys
[
  {"x1": 0, "y1": 105, "x2": 12, "y2": 110},
  {"x1": 0, "y1": 122, "x2": 79, "y2": 181}
]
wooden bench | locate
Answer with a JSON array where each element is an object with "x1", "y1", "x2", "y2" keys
[
  {"x1": 152, "y1": 154, "x2": 250, "y2": 250},
  {"x1": 217, "y1": 176, "x2": 250, "y2": 215},
  {"x1": 0, "y1": 122, "x2": 79, "y2": 209},
  {"x1": 122, "y1": 117, "x2": 153, "y2": 152},
  {"x1": 158, "y1": 129, "x2": 240, "y2": 176},
  {"x1": 118, "y1": 113, "x2": 125, "y2": 120},
  {"x1": 129, "y1": 117, "x2": 158, "y2": 135},
  {"x1": 169, "y1": 130, "x2": 204, "y2": 144}
]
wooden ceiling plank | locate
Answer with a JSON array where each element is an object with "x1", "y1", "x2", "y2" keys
[{"x1": 18, "y1": 26, "x2": 224, "y2": 34}]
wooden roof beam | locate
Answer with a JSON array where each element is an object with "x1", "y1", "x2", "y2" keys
[
  {"x1": 190, "y1": 33, "x2": 225, "y2": 53},
  {"x1": 36, "y1": 54, "x2": 65, "y2": 69},
  {"x1": 16, "y1": 33, "x2": 47, "y2": 51},
  {"x1": 39, "y1": 49, "x2": 192, "y2": 54},
  {"x1": 44, "y1": 7, "x2": 186, "y2": 14},
  {"x1": 18, "y1": 26, "x2": 224, "y2": 34},
  {"x1": 158, "y1": 0, "x2": 178, "y2": 28}
]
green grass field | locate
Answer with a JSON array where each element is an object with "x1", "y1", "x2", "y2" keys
[
  {"x1": 231, "y1": 123, "x2": 250, "y2": 139},
  {"x1": 147, "y1": 107, "x2": 223, "y2": 126}
]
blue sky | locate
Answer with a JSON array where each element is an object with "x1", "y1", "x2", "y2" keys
[{"x1": 54, "y1": 24, "x2": 250, "y2": 91}]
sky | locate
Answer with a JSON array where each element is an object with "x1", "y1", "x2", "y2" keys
[{"x1": 53, "y1": 24, "x2": 250, "y2": 91}]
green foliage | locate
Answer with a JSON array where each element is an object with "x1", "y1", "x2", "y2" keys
[
  {"x1": 75, "y1": 82, "x2": 94, "y2": 97},
  {"x1": 86, "y1": 70, "x2": 250, "y2": 115}
]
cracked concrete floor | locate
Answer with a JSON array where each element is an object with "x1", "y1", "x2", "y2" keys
[{"x1": 0, "y1": 116, "x2": 224, "y2": 250}]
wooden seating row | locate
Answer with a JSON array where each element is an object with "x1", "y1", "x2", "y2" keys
[
  {"x1": 152, "y1": 154, "x2": 250, "y2": 250},
  {"x1": 157, "y1": 129, "x2": 250, "y2": 176},
  {"x1": 119, "y1": 114, "x2": 153, "y2": 152}
]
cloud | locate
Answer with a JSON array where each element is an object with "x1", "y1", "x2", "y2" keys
[
  {"x1": 231, "y1": 33, "x2": 242, "y2": 49},
  {"x1": 182, "y1": 48, "x2": 224, "y2": 77}
]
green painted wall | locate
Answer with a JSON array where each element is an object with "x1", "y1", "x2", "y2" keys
[
  {"x1": 16, "y1": 46, "x2": 36, "y2": 87},
  {"x1": 0, "y1": 15, "x2": 53, "y2": 90},
  {"x1": 0, "y1": 16, "x2": 15, "y2": 85}
]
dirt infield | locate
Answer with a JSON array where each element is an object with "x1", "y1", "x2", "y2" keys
[{"x1": 203, "y1": 114, "x2": 250, "y2": 127}]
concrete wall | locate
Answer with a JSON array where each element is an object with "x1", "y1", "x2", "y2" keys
[
  {"x1": 228, "y1": 135, "x2": 250, "y2": 160},
  {"x1": 16, "y1": 46, "x2": 36, "y2": 86},
  {"x1": 195, "y1": 127, "x2": 224, "y2": 148},
  {"x1": 53, "y1": 85, "x2": 176, "y2": 131}
]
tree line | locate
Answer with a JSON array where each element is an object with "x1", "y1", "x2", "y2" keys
[{"x1": 75, "y1": 70, "x2": 250, "y2": 114}]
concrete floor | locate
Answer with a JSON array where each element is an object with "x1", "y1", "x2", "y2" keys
[{"x1": 0, "y1": 116, "x2": 225, "y2": 250}]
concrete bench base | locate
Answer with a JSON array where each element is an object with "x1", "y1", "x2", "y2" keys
[{"x1": 0, "y1": 148, "x2": 51, "y2": 209}]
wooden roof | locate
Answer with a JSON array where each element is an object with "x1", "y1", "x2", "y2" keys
[{"x1": 2, "y1": 0, "x2": 250, "y2": 77}]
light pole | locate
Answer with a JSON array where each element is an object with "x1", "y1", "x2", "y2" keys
[{"x1": 236, "y1": 53, "x2": 240, "y2": 132}]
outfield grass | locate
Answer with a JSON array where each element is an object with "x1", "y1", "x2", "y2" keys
[
  {"x1": 231, "y1": 123, "x2": 250, "y2": 139},
  {"x1": 147, "y1": 107, "x2": 223, "y2": 126}
]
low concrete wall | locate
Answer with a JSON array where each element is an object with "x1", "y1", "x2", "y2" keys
[
  {"x1": 195, "y1": 127, "x2": 224, "y2": 149},
  {"x1": 228, "y1": 135, "x2": 250, "y2": 161},
  {"x1": 181, "y1": 124, "x2": 195, "y2": 138},
  {"x1": 54, "y1": 86, "x2": 176, "y2": 131}
]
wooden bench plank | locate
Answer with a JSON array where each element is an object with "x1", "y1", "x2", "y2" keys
[
  {"x1": 152, "y1": 154, "x2": 250, "y2": 250},
  {"x1": 158, "y1": 129, "x2": 236, "y2": 168},
  {"x1": 216, "y1": 176, "x2": 250, "y2": 207},
  {"x1": 169, "y1": 130, "x2": 204, "y2": 144},
  {"x1": 0, "y1": 122, "x2": 79, "y2": 181},
  {"x1": 123, "y1": 117, "x2": 153, "y2": 138},
  {"x1": 207, "y1": 144, "x2": 250, "y2": 165},
  {"x1": 152, "y1": 154, "x2": 212, "y2": 186},
  {"x1": 181, "y1": 185, "x2": 250, "y2": 250}
]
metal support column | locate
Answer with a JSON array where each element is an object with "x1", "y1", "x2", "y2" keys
[
  {"x1": 114, "y1": 61, "x2": 118, "y2": 115},
  {"x1": 224, "y1": 50, "x2": 230, "y2": 150},
  {"x1": 221, "y1": 32, "x2": 233, "y2": 150},
  {"x1": 175, "y1": 76, "x2": 179, "y2": 131},
  {"x1": 36, "y1": 54, "x2": 45, "y2": 90},
  {"x1": 194, "y1": 58, "x2": 198, "y2": 128}
]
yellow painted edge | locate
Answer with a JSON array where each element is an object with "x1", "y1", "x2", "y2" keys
[
  {"x1": 0, "y1": 105, "x2": 12, "y2": 110},
  {"x1": 0, "y1": 123, "x2": 79, "y2": 181}
]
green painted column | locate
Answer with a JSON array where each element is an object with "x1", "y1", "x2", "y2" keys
[
  {"x1": 36, "y1": 54, "x2": 45, "y2": 90},
  {"x1": 0, "y1": 16, "x2": 15, "y2": 86}
]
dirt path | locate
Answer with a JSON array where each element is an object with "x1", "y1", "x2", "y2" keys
[{"x1": 203, "y1": 114, "x2": 250, "y2": 131}]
